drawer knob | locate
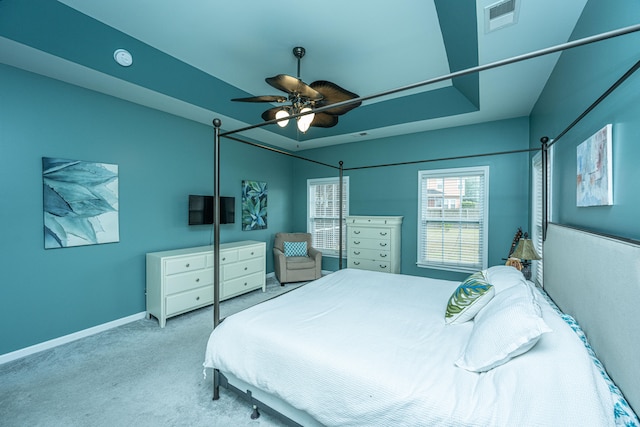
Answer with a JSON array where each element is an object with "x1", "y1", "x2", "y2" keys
[
  {"x1": 354, "y1": 230, "x2": 360, "y2": 234},
  {"x1": 354, "y1": 261, "x2": 360, "y2": 265},
  {"x1": 222, "y1": 257, "x2": 226, "y2": 261},
  {"x1": 250, "y1": 252, "x2": 254, "y2": 255},
  {"x1": 380, "y1": 253, "x2": 387, "y2": 258},
  {"x1": 244, "y1": 282, "x2": 247, "y2": 286},
  {"x1": 380, "y1": 243, "x2": 387, "y2": 247},
  {"x1": 353, "y1": 241, "x2": 360, "y2": 245},
  {"x1": 354, "y1": 251, "x2": 360, "y2": 255},
  {"x1": 196, "y1": 296, "x2": 200, "y2": 301},
  {"x1": 195, "y1": 278, "x2": 200, "y2": 282},
  {"x1": 244, "y1": 267, "x2": 248, "y2": 270},
  {"x1": 380, "y1": 232, "x2": 387, "y2": 236},
  {"x1": 186, "y1": 263, "x2": 190, "y2": 268}
]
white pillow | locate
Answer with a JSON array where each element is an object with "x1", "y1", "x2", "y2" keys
[
  {"x1": 455, "y1": 283, "x2": 552, "y2": 372},
  {"x1": 484, "y1": 265, "x2": 526, "y2": 293}
]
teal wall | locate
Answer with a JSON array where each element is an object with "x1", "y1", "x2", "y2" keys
[
  {"x1": 530, "y1": 0, "x2": 640, "y2": 241},
  {"x1": 0, "y1": 64, "x2": 293, "y2": 355},
  {"x1": 292, "y1": 117, "x2": 531, "y2": 281}
]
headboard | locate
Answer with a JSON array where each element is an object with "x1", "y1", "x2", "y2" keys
[{"x1": 544, "y1": 223, "x2": 640, "y2": 414}]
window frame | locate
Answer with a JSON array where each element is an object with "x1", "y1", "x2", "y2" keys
[
  {"x1": 307, "y1": 176, "x2": 349, "y2": 257},
  {"x1": 417, "y1": 166, "x2": 489, "y2": 273}
]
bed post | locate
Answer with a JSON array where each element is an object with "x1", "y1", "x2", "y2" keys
[
  {"x1": 338, "y1": 161, "x2": 344, "y2": 270},
  {"x1": 540, "y1": 136, "x2": 549, "y2": 242},
  {"x1": 212, "y1": 118, "x2": 221, "y2": 401},
  {"x1": 213, "y1": 118, "x2": 221, "y2": 329}
]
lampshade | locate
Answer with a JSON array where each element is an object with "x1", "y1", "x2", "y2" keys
[
  {"x1": 275, "y1": 109, "x2": 290, "y2": 128},
  {"x1": 511, "y1": 238, "x2": 541, "y2": 260},
  {"x1": 297, "y1": 107, "x2": 315, "y2": 133}
]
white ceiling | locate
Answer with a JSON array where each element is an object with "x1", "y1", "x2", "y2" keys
[{"x1": 4, "y1": 0, "x2": 588, "y2": 150}]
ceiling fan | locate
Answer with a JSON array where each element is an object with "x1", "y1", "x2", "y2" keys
[{"x1": 231, "y1": 47, "x2": 361, "y2": 133}]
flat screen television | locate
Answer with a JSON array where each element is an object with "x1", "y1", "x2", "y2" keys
[{"x1": 188, "y1": 195, "x2": 235, "y2": 225}]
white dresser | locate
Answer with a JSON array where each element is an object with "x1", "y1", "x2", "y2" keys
[
  {"x1": 146, "y1": 240, "x2": 266, "y2": 327},
  {"x1": 346, "y1": 216, "x2": 403, "y2": 274}
]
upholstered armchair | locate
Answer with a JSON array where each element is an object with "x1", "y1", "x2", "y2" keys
[{"x1": 273, "y1": 232, "x2": 322, "y2": 284}]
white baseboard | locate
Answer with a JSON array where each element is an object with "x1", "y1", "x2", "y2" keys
[{"x1": 0, "y1": 311, "x2": 147, "y2": 365}]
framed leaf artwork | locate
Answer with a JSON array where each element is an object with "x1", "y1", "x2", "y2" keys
[
  {"x1": 43, "y1": 157, "x2": 119, "y2": 248},
  {"x1": 241, "y1": 180, "x2": 267, "y2": 230}
]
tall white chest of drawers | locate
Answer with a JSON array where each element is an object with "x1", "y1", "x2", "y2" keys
[
  {"x1": 346, "y1": 216, "x2": 403, "y2": 274},
  {"x1": 146, "y1": 240, "x2": 265, "y2": 327}
]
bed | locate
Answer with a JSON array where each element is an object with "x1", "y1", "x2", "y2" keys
[
  {"x1": 203, "y1": 26, "x2": 640, "y2": 425},
  {"x1": 203, "y1": 237, "x2": 639, "y2": 426}
]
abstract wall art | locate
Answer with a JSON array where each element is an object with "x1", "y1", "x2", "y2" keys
[
  {"x1": 43, "y1": 157, "x2": 119, "y2": 248},
  {"x1": 576, "y1": 124, "x2": 613, "y2": 207},
  {"x1": 241, "y1": 180, "x2": 267, "y2": 231}
]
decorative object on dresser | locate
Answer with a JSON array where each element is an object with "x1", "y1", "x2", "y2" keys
[
  {"x1": 273, "y1": 232, "x2": 322, "y2": 284},
  {"x1": 346, "y1": 216, "x2": 403, "y2": 274},
  {"x1": 146, "y1": 240, "x2": 266, "y2": 327}
]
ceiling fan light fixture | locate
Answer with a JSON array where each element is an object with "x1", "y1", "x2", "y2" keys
[
  {"x1": 297, "y1": 107, "x2": 315, "y2": 133},
  {"x1": 231, "y1": 46, "x2": 361, "y2": 133},
  {"x1": 275, "y1": 109, "x2": 290, "y2": 127}
]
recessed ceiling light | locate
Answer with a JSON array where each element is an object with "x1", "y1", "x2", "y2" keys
[{"x1": 113, "y1": 49, "x2": 133, "y2": 67}]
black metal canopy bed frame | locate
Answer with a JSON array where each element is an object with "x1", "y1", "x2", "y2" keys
[{"x1": 205, "y1": 24, "x2": 640, "y2": 426}]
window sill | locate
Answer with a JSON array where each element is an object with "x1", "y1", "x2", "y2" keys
[{"x1": 416, "y1": 262, "x2": 483, "y2": 274}]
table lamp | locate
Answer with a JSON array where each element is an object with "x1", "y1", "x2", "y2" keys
[{"x1": 510, "y1": 238, "x2": 541, "y2": 280}]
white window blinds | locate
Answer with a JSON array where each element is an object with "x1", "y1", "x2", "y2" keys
[
  {"x1": 531, "y1": 149, "x2": 551, "y2": 286},
  {"x1": 417, "y1": 167, "x2": 489, "y2": 272},
  {"x1": 307, "y1": 177, "x2": 349, "y2": 256}
]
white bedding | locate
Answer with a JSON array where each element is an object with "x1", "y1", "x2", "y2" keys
[{"x1": 203, "y1": 268, "x2": 619, "y2": 426}]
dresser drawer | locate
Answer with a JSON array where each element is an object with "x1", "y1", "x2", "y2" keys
[
  {"x1": 349, "y1": 236, "x2": 391, "y2": 251},
  {"x1": 165, "y1": 285, "x2": 213, "y2": 316},
  {"x1": 165, "y1": 268, "x2": 213, "y2": 295},
  {"x1": 349, "y1": 227, "x2": 392, "y2": 240},
  {"x1": 222, "y1": 257, "x2": 264, "y2": 280},
  {"x1": 238, "y1": 245, "x2": 263, "y2": 260},
  {"x1": 222, "y1": 272, "x2": 264, "y2": 299},
  {"x1": 349, "y1": 247, "x2": 391, "y2": 261},
  {"x1": 348, "y1": 258, "x2": 392, "y2": 273},
  {"x1": 220, "y1": 250, "x2": 238, "y2": 265},
  {"x1": 164, "y1": 255, "x2": 206, "y2": 275}
]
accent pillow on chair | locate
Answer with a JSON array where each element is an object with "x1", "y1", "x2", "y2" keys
[{"x1": 283, "y1": 241, "x2": 308, "y2": 257}]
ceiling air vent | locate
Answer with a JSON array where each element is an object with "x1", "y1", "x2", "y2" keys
[{"x1": 484, "y1": 0, "x2": 519, "y2": 33}]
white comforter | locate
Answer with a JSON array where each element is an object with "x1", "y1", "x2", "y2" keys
[{"x1": 203, "y1": 268, "x2": 616, "y2": 426}]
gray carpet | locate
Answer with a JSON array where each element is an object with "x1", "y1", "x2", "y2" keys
[{"x1": 0, "y1": 277, "x2": 307, "y2": 427}]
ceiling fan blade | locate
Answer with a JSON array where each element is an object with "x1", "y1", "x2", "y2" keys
[
  {"x1": 231, "y1": 95, "x2": 288, "y2": 103},
  {"x1": 310, "y1": 112, "x2": 339, "y2": 128},
  {"x1": 310, "y1": 80, "x2": 361, "y2": 116},
  {"x1": 266, "y1": 74, "x2": 323, "y2": 101}
]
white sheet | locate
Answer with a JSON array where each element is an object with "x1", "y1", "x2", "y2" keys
[{"x1": 204, "y1": 268, "x2": 617, "y2": 426}]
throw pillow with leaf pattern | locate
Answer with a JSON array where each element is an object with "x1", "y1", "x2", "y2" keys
[{"x1": 445, "y1": 271, "x2": 495, "y2": 325}]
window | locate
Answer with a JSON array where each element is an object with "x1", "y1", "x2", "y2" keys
[
  {"x1": 307, "y1": 176, "x2": 349, "y2": 257},
  {"x1": 531, "y1": 148, "x2": 552, "y2": 286},
  {"x1": 417, "y1": 166, "x2": 489, "y2": 272}
]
